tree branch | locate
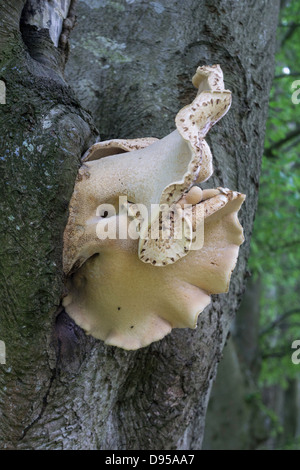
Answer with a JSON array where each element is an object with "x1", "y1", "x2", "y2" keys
[
  {"x1": 274, "y1": 72, "x2": 300, "y2": 79},
  {"x1": 279, "y1": 22, "x2": 300, "y2": 27},
  {"x1": 261, "y1": 348, "x2": 290, "y2": 359},
  {"x1": 265, "y1": 127, "x2": 300, "y2": 158},
  {"x1": 280, "y1": 22, "x2": 300, "y2": 47},
  {"x1": 260, "y1": 308, "x2": 300, "y2": 337}
]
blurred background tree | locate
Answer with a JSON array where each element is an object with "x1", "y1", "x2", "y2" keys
[{"x1": 203, "y1": 0, "x2": 300, "y2": 450}]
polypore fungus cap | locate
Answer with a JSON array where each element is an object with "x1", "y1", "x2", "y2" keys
[{"x1": 62, "y1": 64, "x2": 245, "y2": 350}]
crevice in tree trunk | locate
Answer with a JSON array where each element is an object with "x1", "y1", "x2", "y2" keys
[{"x1": 20, "y1": 366, "x2": 57, "y2": 441}]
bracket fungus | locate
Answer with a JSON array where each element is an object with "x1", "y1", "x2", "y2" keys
[{"x1": 62, "y1": 65, "x2": 245, "y2": 350}]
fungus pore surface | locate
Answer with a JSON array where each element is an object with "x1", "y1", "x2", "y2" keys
[{"x1": 62, "y1": 65, "x2": 245, "y2": 350}]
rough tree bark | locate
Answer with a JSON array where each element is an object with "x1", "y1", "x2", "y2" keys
[{"x1": 0, "y1": 0, "x2": 280, "y2": 450}]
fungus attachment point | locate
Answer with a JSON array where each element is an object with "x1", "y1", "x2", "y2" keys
[{"x1": 63, "y1": 65, "x2": 246, "y2": 350}]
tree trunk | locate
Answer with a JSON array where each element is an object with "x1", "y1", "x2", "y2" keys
[{"x1": 0, "y1": 0, "x2": 280, "y2": 450}]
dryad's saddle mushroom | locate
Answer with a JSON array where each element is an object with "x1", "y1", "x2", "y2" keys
[{"x1": 63, "y1": 65, "x2": 245, "y2": 350}]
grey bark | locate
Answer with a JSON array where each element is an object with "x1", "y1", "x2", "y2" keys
[{"x1": 0, "y1": 0, "x2": 280, "y2": 450}]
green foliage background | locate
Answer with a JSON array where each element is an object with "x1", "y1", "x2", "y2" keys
[{"x1": 249, "y1": 1, "x2": 300, "y2": 388}]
